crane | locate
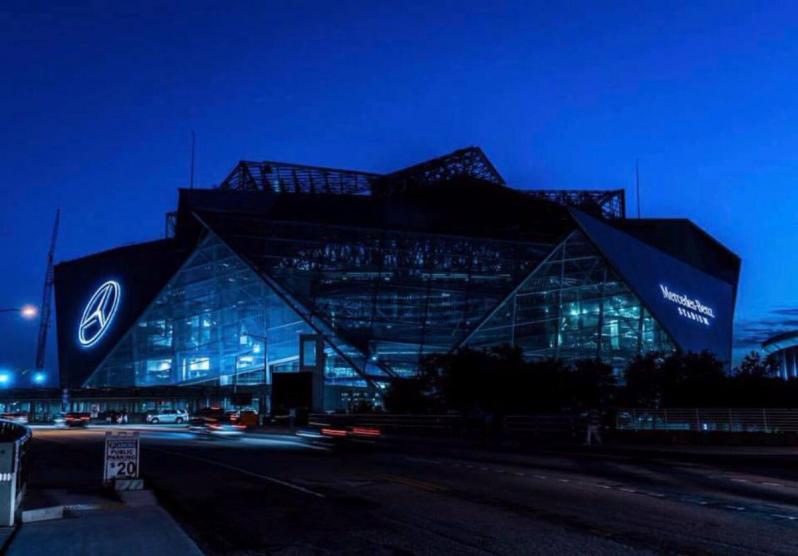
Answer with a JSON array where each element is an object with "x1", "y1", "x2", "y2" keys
[{"x1": 35, "y1": 209, "x2": 60, "y2": 373}]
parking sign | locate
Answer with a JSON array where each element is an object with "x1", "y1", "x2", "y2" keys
[{"x1": 104, "y1": 431, "x2": 139, "y2": 483}]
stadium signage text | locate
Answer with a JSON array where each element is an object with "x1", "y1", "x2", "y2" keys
[
  {"x1": 78, "y1": 280, "x2": 121, "y2": 347},
  {"x1": 659, "y1": 284, "x2": 715, "y2": 326}
]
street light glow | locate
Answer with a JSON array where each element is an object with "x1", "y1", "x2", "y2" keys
[
  {"x1": 0, "y1": 372, "x2": 11, "y2": 386},
  {"x1": 33, "y1": 372, "x2": 46, "y2": 385},
  {"x1": 20, "y1": 305, "x2": 38, "y2": 319}
]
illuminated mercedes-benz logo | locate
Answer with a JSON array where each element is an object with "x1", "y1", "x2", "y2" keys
[{"x1": 78, "y1": 280, "x2": 121, "y2": 347}]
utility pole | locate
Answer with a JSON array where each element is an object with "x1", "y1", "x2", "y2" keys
[
  {"x1": 35, "y1": 209, "x2": 60, "y2": 372},
  {"x1": 189, "y1": 131, "x2": 196, "y2": 189},
  {"x1": 635, "y1": 159, "x2": 641, "y2": 218}
]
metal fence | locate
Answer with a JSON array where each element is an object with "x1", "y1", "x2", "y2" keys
[
  {"x1": 0, "y1": 420, "x2": 31, "y2": 526},
  {"x1": 617, "y1": 408, "x2": 798, "y2": 433},
  {"x1": 312, "y1": 410, "x2": 798, "y2": 437},
  {"x1": 309, "y1": 413, "x2": 579, "y2": 438},
  {"x1": 503, "y1": 414, "x2": 578, "y2": 437},
  {"x1": 310, "y1": 413, "x2": 461, "y2": 435}
]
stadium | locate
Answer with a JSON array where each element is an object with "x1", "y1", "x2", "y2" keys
[
  {"x1": 53, "y1": 147, "x2": 740, "y2": 412},
  {"x1": 762, "y1": 331, "x2": 798, "y2": 379}
]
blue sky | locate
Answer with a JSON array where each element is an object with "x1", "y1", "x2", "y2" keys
[{"x1": 2, "y1": 1, "x2": 798, "y2": 380}]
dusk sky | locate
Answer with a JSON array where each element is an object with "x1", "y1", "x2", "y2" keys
[{"x1": 2, "y1": 1, "x2": 798, "y2": 380}]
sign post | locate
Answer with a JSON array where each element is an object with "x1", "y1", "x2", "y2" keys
[{"x1": 103, "y1": 431, "x2": 141, "y2": 490}]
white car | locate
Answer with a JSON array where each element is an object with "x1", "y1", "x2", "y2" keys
[{"x1": 146, "y1": 409, "x2": 189, "y2": 424}]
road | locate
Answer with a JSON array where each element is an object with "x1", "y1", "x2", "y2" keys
[{"x1": 27, "y1": 426, "x2": 798, "y2": 555}]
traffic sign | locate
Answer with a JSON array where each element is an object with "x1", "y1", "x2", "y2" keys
[{"x1": 103, "y1": 432, "x2": 139, "y2": 484}]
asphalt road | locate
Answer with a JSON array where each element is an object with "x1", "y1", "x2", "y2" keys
[{"x1": 27, "y1": 426, "x2": 798, "y2": 555}]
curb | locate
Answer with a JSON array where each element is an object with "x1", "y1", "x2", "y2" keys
[
  {"x1": 0, "y1": 525, "x2": 19, "y2": 556},
  {"x1": 20, "y1": 506, "x2": 63, "y2": 523},
  {"x1": 20, "y1": 501, "x2": 126, "y2": 523}
]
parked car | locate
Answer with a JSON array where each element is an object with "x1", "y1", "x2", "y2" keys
[
  {"x1": 64, "y1": 412, "x2": 91, "y2": 427},
  {"x1": 145, "y1": 409, "x2": 188, "y2": 424}
]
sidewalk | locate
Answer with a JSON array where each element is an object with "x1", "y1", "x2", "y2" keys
[{"x1": 5, "y1": 488, "x2": 203, "y2": 556}]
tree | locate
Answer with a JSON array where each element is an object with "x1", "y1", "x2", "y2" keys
[
  {"x1": 736, "y1": 351, "x2": 779, "y2": 378},
  {"x1": 623, "y1": 352, "x2": 666, "y2": 407},
  {"x1": 382, "y1": 377, "x2": 436, "y2": 413},
  {"x1": 568, "y1": 359, "x2": 616, "y2": 408},
  {"x1": 622, "y1": 351, "x2": 727, "y2": 407}
]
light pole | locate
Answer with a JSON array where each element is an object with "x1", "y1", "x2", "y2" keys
[
  {"x1": 0, "y1": 306, "x2": 37, "y2": 396},
  {"x1": 0, "y1": 306, "x2": 38, "y2": 319}
]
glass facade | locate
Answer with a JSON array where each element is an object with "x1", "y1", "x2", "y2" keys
[
  {"x1": 86, "y1": 234, "x2": 365, "y2": 388},
  {"x1": 86, "y1": 226, "x2": 676, "y2": 391},
  {"x1": 465, "y1": 231, "x2": 675, "y2": 367},
  {"x1": 200, "y1": 213, "x2": 555, "y2": 377}
]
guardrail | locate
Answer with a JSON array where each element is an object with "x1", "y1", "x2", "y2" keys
[
  {"x1": 310, "y1": 413, "x2": 461, "y2": 435},
  {"x1": 617, "y1": 408, "x2": 798, "y2": 433},
  {"x1": 0, "y1": 420, "x2": 31, "y2": 526},
  {"x1": 309, "y1": 413, "x2": 578, "y2": 438},
  {"x1": 503, "y1": 414, "x2": 578, "y2": 437}
]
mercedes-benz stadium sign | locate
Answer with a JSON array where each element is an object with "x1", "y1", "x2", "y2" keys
[
  {"x1": 659, "y1": 284, "x2": 715, "y2": 327},
  {"x1": 78, "y1": 280, "x2": 121, "y2": 347}
]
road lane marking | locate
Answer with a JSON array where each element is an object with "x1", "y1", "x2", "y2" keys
[
  {"x1": 148, "y1": 447, "x2": 326, "y2": 498},
  {"x1": 377, "y1": 474, "x2": 447, "y2": 492},
  {"x1": 404, "y1": 457, "x2": 442, "y2": 465}
]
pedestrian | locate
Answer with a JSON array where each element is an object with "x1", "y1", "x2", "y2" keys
[{"x1": 585, "y1": 408, "x2": 602, "y2": 446}]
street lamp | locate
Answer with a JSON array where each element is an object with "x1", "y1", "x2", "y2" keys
[{"x1": 0, "y1": 305, "x2": 38, "y2": 319}]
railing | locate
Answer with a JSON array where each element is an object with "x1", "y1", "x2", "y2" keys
[
  {"x1": 309, "y1": 413, "x2": 578, "y2": 438},
  {"x1": 0, "y1": 420, "x2": 31, "y2": 526},
  {"x1": 310, "y1": 413, "x2": 461, "y2": 435},
  {"x1": 312, "y1": 410, "x2": 798, "y2": 437},
  {"x1": 503, "y1": 414, "x2": 578, "y2": 437},
  {"x1": 617, "y1": 408, "x2": 798, "y2": 433}
]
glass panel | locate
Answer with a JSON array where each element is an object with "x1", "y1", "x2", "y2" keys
[
  {"x1": 200, "y1": 213, "x2": 556, "y2": 377},
  {"x1": 466, "y1": 231, "x2": 676, "y2": 367},
  {"x1": 85, "y1": 234, "x2": 365, "y2": 387},
  {"x1": 301, "y1": 337, "x2": 317, "y2": 367}
]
